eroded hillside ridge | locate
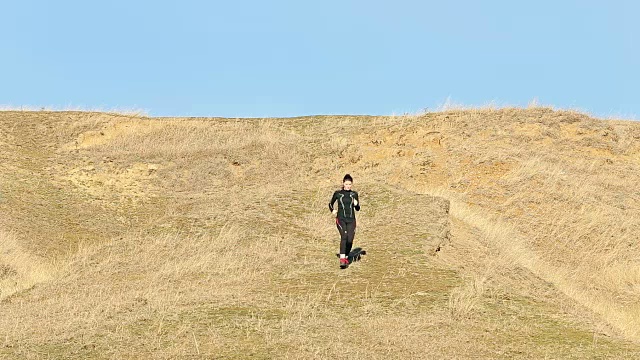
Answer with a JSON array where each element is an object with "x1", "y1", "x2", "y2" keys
[
  {"x1": 341, "y1": 108, "x2": 640, "y2": 339},
  {"x1": 0, "y1": 112, "x2": 158, "y2": 299},
  {"x1": 351, "y1": 109, "x2": 639, "y2": 339}
]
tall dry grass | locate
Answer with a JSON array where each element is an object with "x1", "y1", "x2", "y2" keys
[
  {"x1": 0, "y1": 225, "x2": 298, "y2": 358},
  {"x1": 294, "y1": 108, "x2": 640, "y2": 341},
  {"x1": 2, "y1": 109, "x2": 640, "y2": 358},
  {"x1": 0, "y1": 230, "x2": 56, "y2": 300},
  {"x1": 389, "y1": 108, "x2": 640, "y2": 340},
  {"x1": 0, "y1": 105, "x2": 149, "y2": 116}
]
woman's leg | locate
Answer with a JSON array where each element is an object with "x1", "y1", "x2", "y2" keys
[
  {"x1": 345, "y1": 220, "x2": 356, "y2": 256},
  {"x1": 336, "y1": 218, "x2": 349, "y2": 255}
]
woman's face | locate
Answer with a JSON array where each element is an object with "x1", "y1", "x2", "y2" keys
[{"x1": 343, "y1": 180, "x2": 353, "y2": 190}]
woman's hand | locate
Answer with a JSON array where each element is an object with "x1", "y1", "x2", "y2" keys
[{"x1": 332, "y1": 209, "x2": 338, "y2": 216}]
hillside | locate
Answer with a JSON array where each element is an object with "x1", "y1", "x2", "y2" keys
[{"x1": 0, "y1": 109, "x2": 639, "y2": 359}]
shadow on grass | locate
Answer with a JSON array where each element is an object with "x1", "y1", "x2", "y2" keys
[{"x1": 335, "y1": 247, "x2": 367, "y2": 264}]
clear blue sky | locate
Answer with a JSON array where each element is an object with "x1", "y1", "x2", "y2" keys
[{"x1": 1, "y1": 1, "x2": 638, "y2": 118}]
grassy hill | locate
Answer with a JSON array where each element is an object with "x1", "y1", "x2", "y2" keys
[{"x1": 0, "y1": 108, "x2": 639, "y2": 359}]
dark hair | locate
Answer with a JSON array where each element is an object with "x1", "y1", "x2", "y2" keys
[{"x1": 343, "y1": 174, "x2": 353, "y2": 183}]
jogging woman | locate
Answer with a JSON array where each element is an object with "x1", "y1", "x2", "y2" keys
[{"x1": 329, "y1": 174, "x2": 360, "y2": 269}]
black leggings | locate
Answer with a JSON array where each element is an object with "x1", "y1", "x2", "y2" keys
[{"x1": 336, "y1": 218, "x2": 356, "y2": 255}]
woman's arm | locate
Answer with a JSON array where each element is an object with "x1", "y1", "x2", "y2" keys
[
  {"x1": 329, "y1": 191, "x2": 338, "y2": 212},
  {"x1": 354, "y1": 192, "x2": 360, "y2": 211}
]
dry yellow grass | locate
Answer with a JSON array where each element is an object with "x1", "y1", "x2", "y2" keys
[
  {"x1": 0, "y1": 109, "x2": 639, "y2": 358},
  {"x1": 0, "y1": 230, "x2": 57, "y2": 299}
]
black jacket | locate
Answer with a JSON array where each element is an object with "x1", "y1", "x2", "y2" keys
[{"x1": 329, "y1": 190, "x2": 360, "y2": 221}]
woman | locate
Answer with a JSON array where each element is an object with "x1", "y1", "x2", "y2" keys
[{"x1": 328, "y1": 174, "x2": 360, "y2": 269}]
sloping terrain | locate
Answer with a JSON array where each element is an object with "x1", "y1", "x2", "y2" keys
[{"x1": 0, "y1": 109, "x2": 639, "y2": 359}]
